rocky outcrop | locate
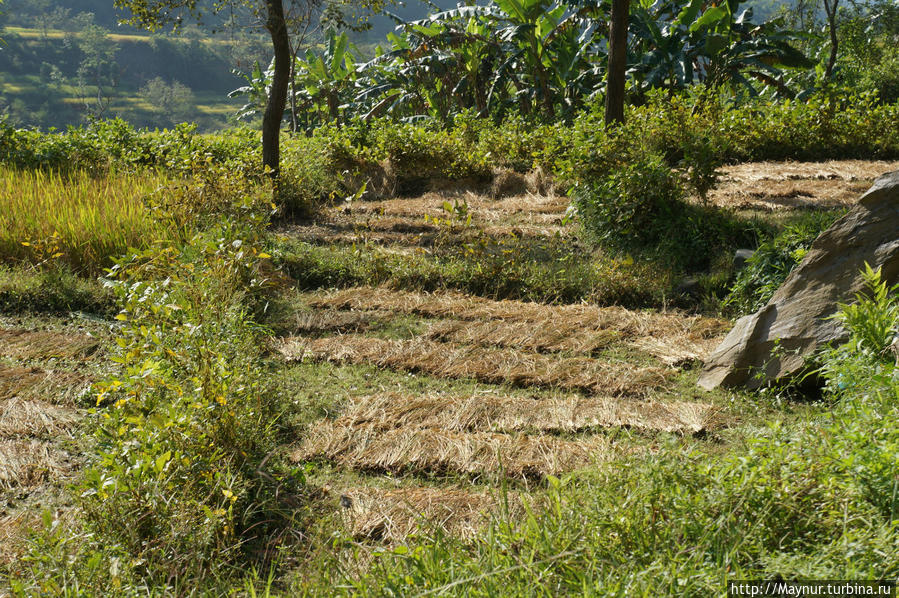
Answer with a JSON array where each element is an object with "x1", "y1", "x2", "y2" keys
[{"x1": 699, "y1": 170, "x2": 899, "y2": 390}]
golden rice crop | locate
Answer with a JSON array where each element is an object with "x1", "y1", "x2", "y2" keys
[
  {"x1": 0, "y1": 167, "x2": 174, "y2": 272},
  {"x1": 0, "y1": 366, "x2": 91, "y2": 403}
]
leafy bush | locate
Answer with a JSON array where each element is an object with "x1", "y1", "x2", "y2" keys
[
  {"x1": 725, "y1": 211, "x2": 843, "y2": 314},
  {"x1": 77, "y1": 223, "x2": 289, "y2": 583},
  {"x1": 573, "y1": 153, "x2": 760, "y2": 271},
  {"x1": 573, "y1": 154, "x2": 685, "y2": 245},
  {"x1": 10, "y1": 196, "x2": 298, "y2": 594}
]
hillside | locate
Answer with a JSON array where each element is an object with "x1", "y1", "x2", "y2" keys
[{"x1": 2, "y1": 0, "x2": 899, "y2": 594}]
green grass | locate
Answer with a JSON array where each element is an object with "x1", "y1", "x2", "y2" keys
[
  {"x1": 0, "y1": 265, "x2": 115, "y2": 316},
  {"x1": 274, "y1": 236, "x2": 679, "y2": 309},
  {"x1": 0, "y1": 167, "x2": 176, "y2": 273}
]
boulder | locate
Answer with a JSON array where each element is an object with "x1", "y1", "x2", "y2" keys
[{"x1": 699, "y1": 170, "x2": 899, "y2": 390}]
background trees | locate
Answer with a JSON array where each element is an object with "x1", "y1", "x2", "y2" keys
[
  {"x1": 244, "y1": 0, "x2": 815, "y2": 129},
  {"x1": 114, "y1": 0, "x2": 387, "y2": 178}
]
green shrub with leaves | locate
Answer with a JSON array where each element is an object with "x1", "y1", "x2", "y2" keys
[
  {"x1": 11, "y1": 204, "x2": 299, "y2": 593},
  {"x1": 725, "y1": 211, "x2": 843, "y2": 314},
  {"x1": 80, "y1": 216, "x2": 294, "y2": 580},
  {"x1": 573, "y1": 153, "x2": 685, "y2": 244},
  {"x1": 573, "y1": 152, "x2": 760, "y2": 271}
]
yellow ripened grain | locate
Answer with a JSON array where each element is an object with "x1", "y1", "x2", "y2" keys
[{"x1": 0, "y1": 167, "x2": 172, "y2": 271}]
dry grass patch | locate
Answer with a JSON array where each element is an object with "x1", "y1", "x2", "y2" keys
[
  {"x1": 334, "y1": 486, "x2": 524, "y2": 544},
  {"x1": 310, "y1": 287, "x2": 726, "y2": 336},
  {"x1": 720, "y1": 159, "x2": 899, "y2": 183},
  {"x1": 308, "y1": 288, "x2": 728, "y2": 364},
  {"x1": 0, "y1": 328, "x2": 101, "y2": 361},
  {"x1": 425, "y1": 318, "x2": 620, "y2": 355},
  {"x1": 280, "y1": 335, "x2": 672, "y2": 397},
  {"x1": 709, "y1": 160, "x2": 899, "y2": 210},
  {"x1": 293, "y1": 422, "x2": 619, "y2": 478},
  {"x1": 335, "y1": 393, "x2": 720, "y2": 436},
  {"x1": 0, "y1": 439, "x2": 76, "y2": 491},
  {"x1": 279, "y1": 309, "x2": 394, "y2": 336},
  {"x1": 630, "y1": 335, "x2": 723, "y2": 367},
  {"x1": 0, "y1": 397, "x2": 81, "y2": 438},
  {"x1": 0, "y1": 366, "x2": 91, "y2": 403},
  {"x1": 0, "y1": 509, "x2": 40, "y2": 565}
]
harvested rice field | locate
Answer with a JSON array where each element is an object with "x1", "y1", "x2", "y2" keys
[
  {"x1": 277, "y1": 159, "x2": 892, "y2": 251},
  {"x1": 0, "y1": 317, "x2": 107, "y2": 566},
  {"x1": 274, "y1": 162, "x2": 878, "y2": 548},
  {"x1": 2, "y1": 160, "x2": 880, "y2": 573}
]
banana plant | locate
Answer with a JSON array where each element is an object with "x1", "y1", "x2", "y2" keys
[
  {"x1": 352, "y1": 0, "x2": 606, "y2": 122},
  {"x1": 628, "y1": 0, "x2": 813, "y2": 96},
  {"x1": 228, "y1": 61, "x2": 271, "y2": 122},
  {"x1": 292, "y1": 28, "x2": 358, "y2": 127}
]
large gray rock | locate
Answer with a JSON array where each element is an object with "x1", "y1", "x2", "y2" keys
[{"x1": 699, "y1": 170, "x2": 899, "y2": 390}]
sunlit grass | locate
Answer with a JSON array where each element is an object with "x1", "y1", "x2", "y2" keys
[{"x1": 0, "y1": 167, "x2": 175, "y2": 272}]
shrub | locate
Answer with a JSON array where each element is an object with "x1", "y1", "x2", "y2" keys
[
  {"x1": 573, "y1": 154, "x2": 760, "y2": 271},
  {"x1": 725, "y1": 211, "x2": 843, "y2": 314},
  {"x1": 10, "y1": 194, "x2": 299, "y2": 594},
  {"x1": 573, "y1": 154, "x2": 685, "y2": 245}
]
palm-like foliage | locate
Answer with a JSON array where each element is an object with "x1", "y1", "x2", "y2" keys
[
  {"x1": 352, "y1": 0, "x2": 607, "y2": 122},
  {"x1": 629, "y1": 0, "x2": 813, "y2": 97},
  {"x1": 229, "y1": 0, "x2": 812, "y2": 126},
  {"x1": 293, "y1": 28, "x2": 358, "y2": 127}
]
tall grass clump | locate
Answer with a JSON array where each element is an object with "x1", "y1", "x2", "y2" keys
[{"x1": 0, "y1": 167, "x2": 174, "y2": 272}]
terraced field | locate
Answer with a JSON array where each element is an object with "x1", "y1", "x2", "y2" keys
[
  {"x1": 0, "y1": 317, "x2": 108, "y2": 565},
  {"x1": 269, "y1": 159, "x2": 897, "y2": 548},
  {"x1": 3, "y1": 159, "x2": 893, "y2": 562}
]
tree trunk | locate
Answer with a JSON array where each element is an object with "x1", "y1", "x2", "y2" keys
[
  {"x1": 604, "y1": 0, "x2": 630, "y2": 127},
  {"x1": 823, "y1": 0, "x2": 839, "y2": 80},
  {"x1": 263, "y1": 0, "x2": 291, "y2": 179},
  {"x1": 289, "y1": 40, "x2": 300, "y2": 133}
]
